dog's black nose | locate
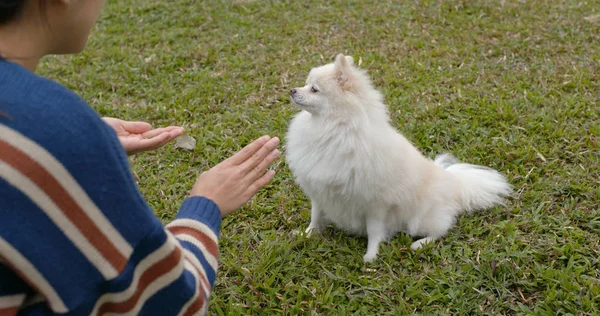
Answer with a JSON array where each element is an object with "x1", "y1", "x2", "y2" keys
[{"x1": 290, "y1": 88, "x2": 297, "y2": 95}]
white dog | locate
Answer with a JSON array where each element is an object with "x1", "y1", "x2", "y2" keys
[{"x1": 286, "y1": 54, "x2": 512, "y2": 262}]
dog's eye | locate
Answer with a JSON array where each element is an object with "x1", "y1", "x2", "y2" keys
[{"x1": 310, "y1": 86, "x2": 319, "y2": 93}]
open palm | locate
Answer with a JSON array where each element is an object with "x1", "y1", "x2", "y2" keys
[{"x1": 102, "y1": 117, "x2": 184, "y2": 155}]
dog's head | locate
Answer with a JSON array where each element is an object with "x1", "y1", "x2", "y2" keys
[{"x1": 290, "y1": 54, "x2": 383, "y2": 118}]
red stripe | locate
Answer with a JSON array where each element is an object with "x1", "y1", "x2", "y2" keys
[
  {"x1": 168, "y1": 226, "x2": 218, "y2": 258},
  {"x1": 97, "y1": 247, "x2": 183, "y2": 314},
  {"x1": 184, "y1": 257, "x2": 210, "y2": 292},
  {"x1": 182, "y1": 264, "x2": 206, "y2": 316},
  {"x1": 0, "y1": 139, "x2": 126, "y2": 272},
  {"x1": 0, "y1": 307, "x2": 18, "y2": 316},
  {"x1": 183, "y1": 293, "x2": 204, "y2": 316},
  {"x1": 197, "y1": 268, "x2": 210, "y2": 292}
]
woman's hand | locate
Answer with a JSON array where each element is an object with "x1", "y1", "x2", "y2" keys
[
  {"x1": 102, "y1": 117, "x2": 184, "y2": 155},
  {"x1": 190, "y1": 136, "x2": 280, "y2": 217}
]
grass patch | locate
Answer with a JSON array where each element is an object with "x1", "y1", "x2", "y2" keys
[{"x1": 39, "y1": 0, "x2": 599, "y2": 314}]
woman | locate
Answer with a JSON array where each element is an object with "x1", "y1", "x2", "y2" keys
[{"x1": 0, "y1": 0, "x2": 280, "y2": 315}]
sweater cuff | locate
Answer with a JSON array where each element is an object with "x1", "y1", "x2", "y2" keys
[{"x1": 174, "y1": 197, "x2": 222, "y2": 235}]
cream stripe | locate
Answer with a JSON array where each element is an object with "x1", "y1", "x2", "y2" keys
[
  {"x1": 0, "y1": 161, "x2": 118, "y2": 278},
  {"x1": 167, "y1": 219, "x2": 218, "y2": 244},
  {"x1": 0, "y1": 238, "x2": 67, "y2": 313},
  {"x1": 0, "y1": 294, "x2": 26, "y2": 309},
  {"x1": 200, "y1": 300, "x2": 209, "y2": 316},
  {"x1": 90, "y1": 232, "x2": 177, "y2": 315},
  {"x1": 177, "y1": 261, "x2": 202, "y2": 316},
  {"x1": 0, "y1": 124, "x2": 132, "y2": 258},
  {"x1": 175, "y1": 235, "x2": 218, "y2": 272},
  {"x1": 183, "y1": 249, "x2": 211, "y2": 294},
  {"x1": 107, "y1": 250, "x2": 186, "y2": 316}
]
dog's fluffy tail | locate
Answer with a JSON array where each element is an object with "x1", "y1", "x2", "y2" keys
[{"x1": 434, "y1": 154, "x2": 512, "y2": 213}]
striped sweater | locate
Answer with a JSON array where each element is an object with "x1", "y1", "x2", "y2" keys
[{"x1": 0, "y1": 60, "x2": 220, "y2": 315}]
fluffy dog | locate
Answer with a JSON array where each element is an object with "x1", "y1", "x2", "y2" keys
[{"x1": 286, "y1": 54, "x2": 512, "y2": 262}]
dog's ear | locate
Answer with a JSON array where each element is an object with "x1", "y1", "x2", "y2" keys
[
  {"x1": 345, "y1": 55, "x2": 354, "y2": 66},
  {"x1": 334, "y1": 53, "x2": 352, "y2": 86}
]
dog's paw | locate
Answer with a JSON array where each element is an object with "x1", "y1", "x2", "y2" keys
[
  {"x1": 363, "y1": 252, "x2": 377, "y2": 263},
  {"x1": 410, "y1": 237, "x2": 434, "y2": 250},
  {"x1": 303, "y1": 224, "x2": 322, "y2": 237}
]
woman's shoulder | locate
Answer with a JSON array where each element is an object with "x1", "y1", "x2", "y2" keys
[
  {"x1": 0, "y1": 60, "x2": 93, "y2": 115},
  {"x1": 0, "y1": 60, "x2": 125, "y2": 165}
]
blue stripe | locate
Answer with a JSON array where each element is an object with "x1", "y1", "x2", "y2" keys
[
  {"x1": 139, "y1": 269, "x2": 197, "y2": 316},
  {"x1": 97, "y1": 225, "x2": 168, "y2": 294},
  {"x1": 178, "y1": 239, "x2": 217, "y2": 287},
  {"x1": 0, "y1": 183, "x2": 103, "y2": 310}
]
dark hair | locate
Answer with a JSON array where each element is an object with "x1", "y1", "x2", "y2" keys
[{"x1": 0, "y1": 0, "x2": 26, "y2": 24}]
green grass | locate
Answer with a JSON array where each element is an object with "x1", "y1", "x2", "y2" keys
[{"x1": 39, "y1": 0, "x2": 599, "y2": 314}]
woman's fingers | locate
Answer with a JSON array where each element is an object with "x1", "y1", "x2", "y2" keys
[
  {"x1": 239, "y1": 137, "x2": 280, "y2": 175},
  {"x1": 121, "y1": 120, "x2": 152, "y2": 134},
  {"x1": 141, "y1": 126, "x2": 184, "y2": 139},
  {"x1": 225, "y1": 136, "x2": 271, "y2": 166},
  {"x1": 245, "y1": 148, "x2": 279, "y2": 182},
  {"x1": 247, "y1": 169, "x2": 276, "y2": 197}
]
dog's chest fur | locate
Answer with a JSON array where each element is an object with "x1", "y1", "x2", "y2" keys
[{"x1": 286, "y1": 112, "x2": 390, "y2": 235}]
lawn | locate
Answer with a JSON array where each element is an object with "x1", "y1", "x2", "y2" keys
[{"x1": 39, "y1": 0, "x2": 599, "y2": 314}]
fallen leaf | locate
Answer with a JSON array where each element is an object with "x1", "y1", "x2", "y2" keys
[{"x1": 175, "y1": 135, "x2": 196, "y2": 150}]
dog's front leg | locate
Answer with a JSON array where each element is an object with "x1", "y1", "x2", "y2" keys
[
  {"x1": 363, "y1": 216, "x2": 386, "y2": 262},
  {"x1": 304, "y1": 200, "x2": 324, "y2": 236}
]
